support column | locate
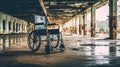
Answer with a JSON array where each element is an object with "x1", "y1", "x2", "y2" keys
[
  {"x1": 83, "y1": 12, "x2": 87, "y2": 35},
  {"x1": 79, "y1": 14, "x2": 83, "y2": 35},
  {"x1": 72, "y1": 19, "x2": 74, "y2": 34},
  {"x1": 11, "y1": 21, "x2": 13, "y2": 33},
  {"x1": 22, "y1": 23, "x2": 24, "y2": 33},
  {"x1": 25, "y1": 24, "x2": 27, "y2": 33},
  {"x1": 27, "y1": 23, "x2": 30, "y2": 33},
  {"x1": 20, "y1": 23, "x2": 22, "y2": 33},
  {"x1": 109, "y1": 0, "x2": 117, "y2": 39},
  {"x1": 91, "y1": 6, "x2": 96, "y2": 37},
  {"x1": 70, "y1": 21, "x2": 72, "y2": 34},
  {"x1": 75, "y1": 16, "x2": 77, "y2": 34},
  {"x1": 12, "y1": 22, "x2": 14, "y2": 44},
  {"x1": 73, "y1": 18, "x2": 75, "y2": 34},
  {"x1": 10, "y1": 22, "x2": 13, "y2": 45}
]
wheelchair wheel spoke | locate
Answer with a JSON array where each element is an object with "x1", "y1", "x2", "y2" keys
[{"x1": 27, "y1": 31, "x2": 41, "y2": 53}]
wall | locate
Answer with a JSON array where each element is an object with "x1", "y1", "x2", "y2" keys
[{"x1": 0, "y1": 12, "x2": 34, "y2": 34}]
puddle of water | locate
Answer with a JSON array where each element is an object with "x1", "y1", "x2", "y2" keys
[
  {"x1": 0, "y1": 44, "x2": 3, "y2": 51},
  {"x1": 0, "y1": 39, "x2": 3, "y2": 51},
  {"x1": 69, "y1": 41, "x2": 80, "y2": 48},
  {"x1": 94, "y1": 46, "x2": 109, "y2": 55},
  {"x1": 5, "y1": 40, "x2": 9, "y2": 48},
  {"x1": 70, "y1": 42, "x2": 120, "y2": 56},
  {"x1": 116, "y1": 41, "x2": 120, "y2": 45},
  {"x1": 116, "y1": 46, "x2": 120, "y2": 56},
  {"x1": 94, "y1": 56, "x2": 109, "y2": 65},
  {"x1": 68, "y1": 34, "x2": 120, "y2": 57},
  {"x1": 75, "y1": 46, "x2": 109, "y2": 56},
  {"x1": 95, "y1": 41, "x2": 109, "y2": 45}
]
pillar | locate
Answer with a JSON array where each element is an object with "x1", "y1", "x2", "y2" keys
[
  {"x1": 91, "y1": 6, "x2": 96, "y2": 37},
  {"x1": 18, "y1": 23, "x2": 20, "y2": 44},
  {"x1": 25, "y1": 24, "x2": 27, "y2": 33},
  {"x1": 11, "y1": 21, "x2": 13, "y2": 33},
  {"x1": 75, "y1": 16, "x2": 77, "y2": 34},
  {"x1": 27, "y1": 22, "x2": 30, "y2": 33},
  {"x1": 6, "y1": 16, "x2": 9, "y2": 34},
  {"x1": 16, "y1": 23, "x2": 18, "y2": 44},
  {"x1": 22, "y1": 23, "x2": 24, "y2": 33},
  {"x1": 13, "y1": 21, "x2": 16, "y2": 44},
  {"x1": 83, "y1": 11, "x2": 87, "y2": 35},
  {"x1": 109, "y1": 0, "x2": 117, "y2": 39},
  {"x1": 72, "y1": 18, "x2": 75, "y2": 34},
  {"x1": 20, "y1": 23, "x2": 22, "y2": 33},
  {"x1": 79, "y1": 14, "x2": 83, "y2": 35},
  {"x1": 10, "y1": 21, "x2": 13, "y2": 45},
  {"x1": 70, "y1": 21, "x2": 72, "y2": 34},
  {"x1": 72, "y1": 19, "x2": 74, "y2": 34}
]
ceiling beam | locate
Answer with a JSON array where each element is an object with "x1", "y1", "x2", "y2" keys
[
  {"x1": 39, "y1": 0, "x2": 50, "y2": 22},
  {"x1": 44, "y1": 0, "x2": 98, "y2": 2}
]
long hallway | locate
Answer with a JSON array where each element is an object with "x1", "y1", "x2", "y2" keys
[
  {"x1": 0, "y1": 0, "x2": 120, "y2": 67},
  {"x1": 1, "y1": 33, "x2": 120, "y2": 67}
]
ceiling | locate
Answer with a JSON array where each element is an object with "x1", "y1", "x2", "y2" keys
[
  {"x1": 0, "y1": 0, "x2": 45, "y2": 23},
  {"x1": 42, "y1": 0, "x2": 100, "y2": 24},
  {"x1": 0, "y1": 0, "x2": 108, "y2": 24}
]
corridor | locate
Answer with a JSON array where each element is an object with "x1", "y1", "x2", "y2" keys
[
  {"x1": 0, "y1": 33, "x2": 120, "y2": 67},
  {"x1": 0, "y1": 0, "x2": 120, "y2": 67}
]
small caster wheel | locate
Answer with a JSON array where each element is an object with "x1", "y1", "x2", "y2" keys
[
  {"x1": 59, "y1": 44, "x2": 65, "y2": 51},
  {"x1": 51, "y1": 47, "x2": 56, "y2": 51},
  {"x1": 45, "y1": 45, "x2": 51, "y2": 54}
]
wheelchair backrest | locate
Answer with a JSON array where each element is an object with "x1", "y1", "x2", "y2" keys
[{"x1": 34, "y1": 15, "x2": 47, "y2": 30}]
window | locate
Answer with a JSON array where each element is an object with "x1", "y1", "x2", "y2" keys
[
  {"x1": 9, "y1": 22, "x2": 11, "y2": 30},
  {"x1": 3, "y1": 20, "x2": 6, "y2": 30},
  {"x1": 13, "y1": 22, "x2": 15, "y2": 32},
  {"x1": 16, "y1": 23, "x2": 18, "y2": 32}
]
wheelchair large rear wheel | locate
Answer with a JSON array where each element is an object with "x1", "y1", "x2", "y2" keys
[
  {"x1": 27, "y1": 31, "x2": 41, "y2": 53},
  {"x1": 50, "y1": 34, "x2": 60, "y2": 48}
]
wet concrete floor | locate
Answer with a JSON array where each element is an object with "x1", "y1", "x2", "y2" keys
[{"x1": 0, "y1": 33, "x2": 120, "y2": 67}]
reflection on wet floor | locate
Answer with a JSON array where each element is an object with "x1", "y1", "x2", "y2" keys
[
  {"x1": 1, "y1": 33, "x2": 120, "y2": 67},
  {"x1": 0, "y1": 34, "x2": 28, "y2": 52},
  {"x1": 0, "y1": 39, "x2": 3, "y2": 51},
  {"x1": 62, "y1": 34, "x2": 120, "y2": 66},
  {"x1": 66, "y1": 34, "x2": 120, "y2": 57}
]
